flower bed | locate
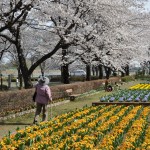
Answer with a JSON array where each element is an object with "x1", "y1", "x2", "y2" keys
[
  {"x1": 100, "y1": 89, "x2": 150, "y2": 102},
  {"x1": 0, "y1": 105, "x2": 149, "y2": 149},
  {"x1": 100, "y1": 83, "x2": 150, "y2": 102},
  {"x1": 129, "y1": 83, "x2": 150, "y2": 90}
]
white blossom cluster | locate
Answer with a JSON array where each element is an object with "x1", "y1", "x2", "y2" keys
[{"x1": 0, "y1": 0, "x2": 150, "y2": 72}]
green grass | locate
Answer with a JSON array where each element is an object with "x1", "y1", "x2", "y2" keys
[{"x1": 0, "y1": 80, "x2": 143, "y2": 138}]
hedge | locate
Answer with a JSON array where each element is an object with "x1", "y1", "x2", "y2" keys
[
  {"x1": 0, "y1": 77, "x2": 120, "y2": 117},
  {"x1": 121, "y1": 75, "x2": 135, "y2": 82}
]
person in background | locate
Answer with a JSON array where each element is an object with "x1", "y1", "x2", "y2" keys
[
  {"x1": 16, "y1": 78, "x2": 19, "y2": 87},
  {"x1": 33, "y1": 76, "x2": 52, "y2": 124},
  {"x1": 107, "y1": 84, "x2": 113, "y2": 92},
  {"x1": 105, "y1": 80, "x2": 112, "y2": 92}
]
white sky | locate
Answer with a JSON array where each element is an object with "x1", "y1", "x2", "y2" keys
[{"x1": 144, "y1": 0, "x2": 150, "y2": 11}]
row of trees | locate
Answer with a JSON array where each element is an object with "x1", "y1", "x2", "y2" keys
[{"x1": 0, "y1": 0, "x2": 150, "y2": 88}]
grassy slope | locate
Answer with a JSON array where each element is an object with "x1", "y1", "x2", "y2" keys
[{"x1": 0, "y1": 80, "x2": 144, "y2": 139}]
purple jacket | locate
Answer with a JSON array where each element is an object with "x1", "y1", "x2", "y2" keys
[{"x1": 35, "y1": 84, "x2": 52, "y2": 104}]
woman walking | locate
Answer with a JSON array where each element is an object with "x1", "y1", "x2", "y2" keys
[{"x1": 33, "y1": 76, "x2": 52, "y2": 124}]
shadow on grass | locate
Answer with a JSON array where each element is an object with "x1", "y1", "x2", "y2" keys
[{"x1": 0, "y1": 122, "x2": 31, "y2": 125}]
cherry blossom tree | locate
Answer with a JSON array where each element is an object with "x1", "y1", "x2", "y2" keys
[
  {"x1": 34, "y1": 0, "x2": 150, "y2": 82},
  {"x1": 1, "y1": 0, "x2": 150, "y2": 88},
  {"x1": 0, "y1": 0, "x2": 37, "y2": 88}
]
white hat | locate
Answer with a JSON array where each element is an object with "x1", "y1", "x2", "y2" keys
[{"x1": 38, "y1": 76, "x2": 49, "y2": 85}]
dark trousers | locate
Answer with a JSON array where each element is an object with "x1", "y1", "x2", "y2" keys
[{"x1": 33, "y1": 103, "x2": 48, "y2": 123}]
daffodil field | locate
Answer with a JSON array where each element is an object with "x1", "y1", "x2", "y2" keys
[
  {"x1": 0, "y1": 105, "x2": 150, "y2": 150},
  {"x1": 129, "y1": 83, "x2": 150, "y2": 90},
  {"x1": 0, "y1": 83, "x2": 150, "y2": 150}
]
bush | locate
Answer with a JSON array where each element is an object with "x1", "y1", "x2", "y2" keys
[
  {"x1": 50, "y1": 76, "x2": 61, "y2": 82},
  {"x1": 1, "y1": 77, "x2": 7, "y2": 81},
  {"x1": 121, "y1": 76, "x2": 135, "y2": 82},
  {"x1": 0, "y1": 85, "x2": 8, "y2": 91},
  {"x1": 70, "y1": 76, "x2": 103, "y2": 81},
  {"x1": 11, "y1": 77, "x2": 17, "y2": 82},
  {"x1": 91, "y1": 76, "x2": 100, "y2": 80},
  {"x1": 0, "y1": 77, "x2": 121, "y2": 117},
  {"x1": 70, "y1": 76, "x2": 86, "y2": 82},
  {"x1": 134, "y1": 75, "x2": 150, "y2": 80},
  {"x1": 0, "y1": 89, "x2": 34, "y2": 117}
]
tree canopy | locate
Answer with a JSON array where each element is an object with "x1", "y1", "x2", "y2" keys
[{"x1": 0, "y1": 0, "x2": 150, "y2": 88}]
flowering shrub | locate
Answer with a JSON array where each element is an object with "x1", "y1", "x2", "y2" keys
[{"x1": 0, "y1": 105, "x2": 149, "y2": 149}]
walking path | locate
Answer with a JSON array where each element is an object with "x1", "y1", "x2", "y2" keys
[{"x1": 0, "y1": 100, "x2": 70, "y2": 139}]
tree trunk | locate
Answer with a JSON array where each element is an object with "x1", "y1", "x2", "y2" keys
[
  {"x1": 40, "y1": 63, "x2": 45, "y2": 76},
  {"x1": 121, "y1": 71, "x2": 125, "y2": 77},
  {"x1": 148, "y1": 61, "x2": 150, "y2": 75},
  {"x1": 92, "y1": 66, "x2": 95, "y2": 76},
  {"x1": 16, "y1": 37, "x2": 33, "y2": 89},
  {"x1": 61, "y1": 64, "x2": 70, "y2": 84},
  {"x1": 98, "y1": 65, "x2": 103, "y2": 79},
  {"x1": 113, "y1": 71, "x2": 117, "y2": 77},
  {"x1": 15, "y1": 39, "x2": 62, "y2": 89},
  {"x1": 19, "y1": 71, "x2": 23, "y2": 90},
  {"x1": 104, "y1": 66, "x2": 111, "y2": 79},
  {"x1": 61, "y1": 47, "x2": 70, "y2": 84},
  {"x1": 95, "y1": 66, "x2": 99, "y2": 76},
  {"x1": 17, "y1": 67, "x2": 22, "y2": 89},
  {"x1": 86, "y1": 64, "x2": 91, "y2": 81},
  {"x1": 142, "y1": 68, "x2": 145, "y2": 76},
  {"x1": 0, "y1": 74, "x2": 3, "y2": 90},
  {"x1": 125, "y1": 65, "x2": 129, "y2": 76}
]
